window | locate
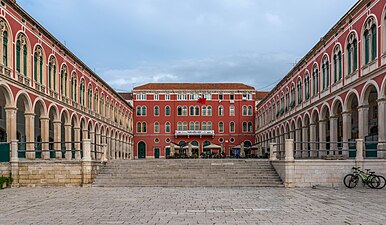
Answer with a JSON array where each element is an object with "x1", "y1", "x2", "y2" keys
[
  {"x1": 242, "y1": 122, "x2": 247, "y2": 132},
  {"x1": 322, "y1": 56, "x2": 330, "y2": 90},
  {"x1": 297, "y1": 79, "x2": 302, "y2": 105},
  {"x1": 141, "y1": 106, "x2": 146, "y2": 116},
  {"x1": 202, "y1": 106, "x2": 207, "y2": 116},
  {"x1": 33, "y1": 45, "x2": 44, "y2": 84},
  {"x1": 154, "y1": 122, "x2": 159, "y2": 133},
  {"x1": 285, "y1": 89, "x2": 289, "y2": 111},
  {"x1": 94, "y1": 90, "x2": 98, "y2": 112},
  {"x1": 195, "y1": 122, "x2": 200, "y2": 130},
  {"x1": 165, "y1": 106, "x2": 170, "y2": 116},
  {"x1": 218, "y1": 122, "x2": 224, "y2": 133},
  {"x1": 71, "y1": 73, "x2": 77, "y2": 101},
  {"x1": 242, "y1": 106, "x2": 247, "y2": 116},
  {"x1": 154, "y1": 94, "x2": 159, "y2": 101},
  {"x1": 205, "y1": 94, "x2": 212, "y2": 100},
  {"x1": 165, "y1": 94, "x2": 170, "y2": 100},
  {"x1": 189, "y1": 122, "x2": 194, "y2": 130},
  {"x1": 1, "y1": 24, "x2": 8, "y2": 66},
  {"x1": 363, "y1": 17, "x2": 377, "y2": 64},
  {"x1": 100, "y1": 94, "x2": 104, "y2": 116},
  {"x1": 207, "y1": 106, "x2": 212, "y2": 116},
  {"x1": 141, "y1": 122, "x2": 147, "y2": 133},
  {"x1": 304, "y1": 74, "x2": 310, "y2": 100},
  {"x1": 165, "y1": 122, "x2": 171, "y2": 133},
  {"x1": 230, "y1": 94, "x2": 234, "y2": 101},
  {"x1": 183, "y1": 122, "x2": 188, "y2": 131},
  {"x1": 154, "y1": 106, "x2": 159, "y2": 116},
  {"x1": 61, "y1": 65, "x2": 68, "y2": 97},
  {"x1": 219, "y1": 94, "x2": 223, "y2": 101},
  {"x1": 88, "y1": 85, "x2": 92, "y2": 109},
  {"x1": 248, "y1": 122, "x2": 253, "y2": 132},
  {"x1": 190, "y1": 106, "x2": 195, "y2": 116},
  {"x1": 347, "y1": 32, "x2": 358, "y2": 74},
  {"x1": 136, "y1": 122, "x2": 141, "y2": 133},
  {"x1": 16, "y1": 33, "x2": 28, "y2": 76},
  {"x1": 230, "y1": 106, "x2": 235, "y2": 116},
  {"x1": 136, "y1": 94, "x2": 147, "y2": 100},
  {"x1": 312, "y1": 65, "x2": 319, "y2": 96},
  {"x1": 230, "y1": 122, "x2": 235, "y2": 133},
  {"x1": 48, "y1": 56, "x2": 57, "y2": 91},
  {"x1": 247, "y1": 106, "x2": 252, "y2": 115},
  {"x1": 177, "y1": 122, "x2": 182, "y2": 131},
  {"x1": 202, "y1": 122, "x2": 207, "y2": 130},
  {"x1": 79, "y1": 79, "x2": 85, "y2": 106},
  {"x1": 290, "y1": 85, "x2": 295, "y2": 108},
  {"x1": 207, "y1": 122, "x2": 212, "y2": 130},
  {"x1": 177, "y1": 106, "x2": 182, "y2": 116},
  {"x1": 218, "y1": 106, "x2": 224, "y2": 116},
  {"x1": 333, "y1": 45, "x2": 342, "y2": 83},
  {"x1": 195, "y1": 106, "x2": 200, "y2": 116},
  {"x1": 182, "y1": 106, "x2": 188, "y2": 116},
  {"x1": 136, "y1": 106, "x2": 141, "y2": 116}
]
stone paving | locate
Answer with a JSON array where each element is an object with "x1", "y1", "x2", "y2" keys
[{"x1": 1, "y1": 186, "x2": 386, "y2": 225}]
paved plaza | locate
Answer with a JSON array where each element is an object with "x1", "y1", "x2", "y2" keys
[{"x1": 1, "y1": 187, "x2": 386, "y2": 225}]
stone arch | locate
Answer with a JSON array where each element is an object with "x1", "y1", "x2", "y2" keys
[
  {"x1": 319, "y1": 103, "x2": 331, "y2": 121},
  {"x1": 360, "y1": 80, "x2": 380, "y2": 105},
  {"x1": 14, "y1": 91, "x2": 32, "y2": 113},
  {"x1": 331, "y1": 97, "x2": 344, "y2": 116},
  {"x1": 0, "y1": 82, "x2": 14, "y2": 107},
  {"x1": 32, "y1": 97, "x2": 48, "y2": 118},
  {"x1": 0, "y1": 16, "x2": 14, "y2": 68},
  {"x1": 344, "y1": 90, "x2": 360, "y2": 112}
]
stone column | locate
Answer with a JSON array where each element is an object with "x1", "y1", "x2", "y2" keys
[
  {"x1": 81, "y1": 139, "x2": 92, "y2": 186},
  {"x1": 25, "y1": 112, "x2": 35, "y2": 159},
  {"x1": 319, "y1": 120, "x2": 327, "y2": 158},
  {"x1": 53, "y1": 120, "x2": 62, "y2": 159},
  {"x1": 302, "y1": 126, "x2": 309, "y2": 158},
  {"x1": 356, "y1": 139, "x2": 364, "y2": 161},
  {"x1": 10, "y1": 140, "x2": 19, "y2": 187},
  {"x1": 5, "y1": 107, "x2": 17, "y2": 142},
  {"x1": 89, "y1": 131, "x2": 95, "y2": 160},
  {"x1": 285, "y1": 139, "x2": 294, "y2": 161},
  {"x1": 342, "y1": 112, "x2": 352, "y2": 158},
  {"x1": 64, "y1": 124, "x2": 72, "y2": 160},
  {"x1": 95, "y1": 131, "x2": 101, "y2": 160},
  {"x1": 74, "y1": 126, "x2": 81, "y2": 160},
  {"x1": 330, "y1": 116, "x2": 338, "y2": 155},
  {"x1": 309, "y1": 123, "x2": 317, "y2": 158},
  {"x1": 377, "y1": 99, "x2": 386, "y2": 158},
  {"x1": 295, "y1": 128, "x2": 302, "y2": 158},
  {"x1": 40, "y1": 117, "x2": 50, "y2": 159},
  {"x1": 111, "y1": 137, "x2": 116, "y2": 160},
  {"x1": 106, "y1": 135, "x2": 111, "y2": 160},
  {"x1": 130, "y1": 139, "x2": 134, "y2": 160},
  {"x1": 269, "y1": 143, "x2": 277, "y2": 161},
  {"x1": 358, "y1": 105, "x2": 369, "y2": 139}
]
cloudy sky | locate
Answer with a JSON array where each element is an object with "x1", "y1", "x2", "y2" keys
[{"x1": 18, "y1": 0, "x2": 357, "y2": 92}]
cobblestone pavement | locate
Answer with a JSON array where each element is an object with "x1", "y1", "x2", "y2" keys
[{"x1": 1, "y1": 187, "x2": 386, "y2": 225}]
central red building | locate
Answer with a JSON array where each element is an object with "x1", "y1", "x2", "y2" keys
[{"x1": 129, "y1": 83, "x2": 265, "y2": 159}]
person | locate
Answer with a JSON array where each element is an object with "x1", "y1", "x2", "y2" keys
[{"x1": 235, "y1": 149, "x2": 240, "y2": 158}]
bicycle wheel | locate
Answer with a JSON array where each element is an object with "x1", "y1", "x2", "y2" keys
[
  {"x1": 375, "y1": 175, "x2": 386, "y2": 189},
  {"x1": 344, "y1": 174, "x2": 358, "y2": 188},
  {"x1": 367, "y1": 175, "x2": 381, "y2": 189}
]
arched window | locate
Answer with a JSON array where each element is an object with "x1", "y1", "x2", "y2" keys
[
  {"x1": 71, "y1": 73, "x2": 77, "y2": 101},
  {"x1": 333, "y1": 45, "x2": 342, "y2": 83},
  {"x1": 297, "y1": 78, "x2": 302, "y2": 105},
  {"x1": 290, "y1": 85, "x2": 295, "y2": 108},
  {"x1": 202, "y1": 122, "x2": 207, "y2": 130},
  {"x1": 183, "y1": 122, "x2": 188, "y2": 130},
  {"x1": 207, "y1": 122, "x2": 212, "y2": 130},
  {"x1": 165, "y1": 106, "x2": 171, "y2": 116},
  {"x1": 322, "y1": 56, "x2": 330, "y2": 90},
  {"x1": 248, "y1": 122, "x2": 253, "y2": 132},
  {"x1": 195, "y1": 106, "x2": 200, "y2": 116},
  {"x1": 141, "y1": 106, "x2": 146, "y2": 116},
  {"x1": 94, "y1": 90, "x2": 99, "y2": 112},
  {"x1": 364, "y1": 17, "x2": 377, "y2": 64},
  {"x1": 304, "y1": 74, "x2": 310, "y2": 100},
  {"x1": 136, "y1": 122, "x2": 141, "y2": 133},
  {"x1": 165, "y1": 122, "x2": 171, "y2": 133},
  {"x1": 242, "y1": 106, "x2": 247, "y2": 115},
  {"x1": 33, "y1": 45, "x2": 44, "y2": 84},
  {"x1": 88, "y1": 85, "x2": 92, "y2": 109},
  {"x1": 48, "y1": 56, "x2": 57, "y2": 91},
  {"x1": 230, "y1": 106, "x2": 235, "y2": 116},
  {"x1": 285, "y1": 88, "x2": 289, "y2": 111},
  {"x1": 202, "y1": 106, "x2": 207, "y2": 116},
  {"x1": 177, "y1": 106, "x2": 182, "y2": 116},
  {"x1": 230, "y1": 122, "x2": 235, "y2": 133},
  {"x1": 16, "y1": 33, "x2": 28, "y2": 76},
  {"x1": 182, "y1": 106, "x2": 188, "y2": 116},
  {"x1": 141, "y1": 122, "x2": 147, "y2": 133},
  {"x1": 242, "y1": 122, "x2": 247, "y2": 132},
  {"x1": 312, "y1": 65, "x2": 319, "y2": 97},
  {"x1": 61, "y1": 65, "x2": 68, "y2": 97},
  {"x1": 190, "y1": 106, "x2": 194, "y2": 116},
  {"x1": 218, "y1": 106, "x2": 224, "y2": 116},
  {"x1": 195, "y1": 122, "x2": 200, "y2": 130},
  {"x1": 154, "y1": 122, "x2": 159, "y2": 133},
  {"x1": 154, "y1": 106, "x2": 159, "y2": 116},
  {"x1": 189, "y1": 122, "x2": 194, "y2": 130},
  {"x1": 0, "y1": 19, "x2": 10, "y2": 67},
  {"x1": 100, "y1": 93, "x2": 104, "y2": 116},
  {"x1": 248, "y1": 106, "x2": 252, "y2": 115},
  {"x1": 207, "y1": 106, "x2": 212, "y2": 116},
  {"x1": 136, "y1": 106, "x2": 141, "y2": 116},
  {"x1": 79, "y1": 79, "x2": 85, "y2": 106},
  {"x1": 347, "y1": 32, "x2": 358, "y2": 74},
  {"x1": 218, "y1": 122, "x2": 224, "y2": 133},
  {"x1": 177, "y1": 122, "x2": 182, "y2": 131}
]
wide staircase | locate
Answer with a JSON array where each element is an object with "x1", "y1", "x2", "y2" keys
[{"x1": 93, "y1": 159, "x2": 283, "y2": 187}]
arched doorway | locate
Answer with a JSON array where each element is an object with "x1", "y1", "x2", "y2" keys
[
  {"x1": 138, "y1": 141, "x2": 146, "y2": 159},
  {"x1": 191, "y1": 140, "x2": 199, "y2": 156}
]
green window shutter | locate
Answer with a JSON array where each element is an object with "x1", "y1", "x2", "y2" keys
[
  {"x1": 48, "y1": 63, "x2": 52, "y2": 88},
  {"x1": 34, "y1": 52, "x2": 37, "y2": 81},
  {"x1": 23, "y1": 45, "x2": 27, "y2": 76},
  {"x1": 3, "y1": 31, "x2": 7, "y2": 66},
  {"x1": 39, "y1": 56, "x2": 43, "y2": 84},
  {"x1": 365, "y1": 31, "x2": 370, "y2": 64},
  {"x1": 333, "y1": 56, "x2": 337, "y2": 82},
  {"x1": 371, "y1": 25, "x2": 377, "y2": 60},
  {"x1": 347, "y1": 47, "x2": 352, "y2": 75},
  {"x1": 353, "y1": 41, "x2": 358, "y2": 71},
  {"x1": 53, "y1": 67, "x2": 56, "y2": 90},
  {"x1": 16, "y1": 41, "x2": 20, "y2": 72},
  {"x1": 338, "y1": 52, "x2": 342, "y2": 80}
]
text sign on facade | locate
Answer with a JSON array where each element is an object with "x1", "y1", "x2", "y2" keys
[{"x1": 175, "y1": 130, "x2": 214, "y2": 136}]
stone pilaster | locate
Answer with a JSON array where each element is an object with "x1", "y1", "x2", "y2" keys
[
  {"x1": 319, "y1": 120, "x2": 327, "y2": 158},
  {"x1": 309, "y1": 123, "x2": 317, "y2": 158},
  {"x1": 358, "y1": 105, "x2": 369, "y2": 139},
  {"x1": 74, "y1": 126, "x2": 81, "y2": 160},
  {"x1": 377, "y1": 99, "x2": 386, "y2": 158},
  {"x1": 330, "y1": 116, "x2": 338, "y2": 155},
  {"x1": 25, "y1": 112, "x2": 35, "y2": 159},
  {"x1": 53, "y1": 120, "x2": 62, "y2": 159},
  {"x1": 5, "y1": 107, "x2": 17, "y2": 142},
  {"x1": 64, "y1": 124, "x2": 72, "y2": 160},
  {"x1": 342, "y1": 112, "x2": 351, "y2": 157},
  {"x1": 40, "y1": 117, "x2": 50, "y2": 159},
  {"x1": 302, "y1": 126, "x2": 309, "y2": 158}
]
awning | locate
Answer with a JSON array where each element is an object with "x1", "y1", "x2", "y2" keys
[{"x1": 203, "y1": 144, "x2": 222, "y2": 149}]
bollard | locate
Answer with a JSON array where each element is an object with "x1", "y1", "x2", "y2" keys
[
  {"x1": 356, "y1": 139, "x2": 364, "y2": 161},
  {"x1": 285, "y1": 139, "x2": 294, "y2": 161},
  {"x1": 269, "y1": 143, "x2": 277, "y2": 161}
]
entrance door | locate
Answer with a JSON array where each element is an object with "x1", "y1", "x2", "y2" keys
[
  {"x1": 138, "y1": 142, "x2": 146, "y2": 159},
  {"x1": 154, "y1": 148, "x2": 160, "y2": 159}
]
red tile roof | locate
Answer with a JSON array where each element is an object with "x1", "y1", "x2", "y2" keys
[
  {"x1": 118, "y1": 92, "x2": 133, "y2": 100},
  {"x1": 133, "y1": 83, "x2": 255, "y2": 91},
  {"x1": 255, "y1": 91, "x2": 270, "y2": 100}
]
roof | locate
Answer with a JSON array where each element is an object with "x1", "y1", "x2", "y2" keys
[
  {"x1": 118, "y1": 92, "x2": 133, "y2": 101},
  {"x1": 133, "y1": 83, "x2": 256, "y2": 91},
  {"x1": 255, "y1": 91, "x2": 270, "y2": 100}
]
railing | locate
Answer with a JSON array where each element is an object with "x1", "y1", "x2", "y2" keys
[{"x1": 269, "y1": 139, "x2": 386, "y2": 161}]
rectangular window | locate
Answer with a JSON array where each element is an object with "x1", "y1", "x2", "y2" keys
[
  {"x1": 142, "y1": 94, "x2": 146, "y2": 100},
  {"x1": 206, "y1": 94, "x2": 212, "y2": 100},
  {"x1": 230, "y1": 94, "x2": 234, "y2": 100},
  {"x1": 219, "y1": 94, "x2": 223, "y2": 100},
  {"x1": 177, "y1": 94, "x2": 182, "y2": 100},
  {"x1": 165, "y1": 94, "x2": 170, "y2": 100},
  {"x1": 154, "y1": 94, "x2": 159, "y2": 101}
]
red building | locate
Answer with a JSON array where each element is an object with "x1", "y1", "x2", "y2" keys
[{"x1": 129, "y1": 83, "x2": 263, "y2": 159}]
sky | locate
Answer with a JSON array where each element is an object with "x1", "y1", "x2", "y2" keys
[{"x1": 18, "y1": 0, "x2": 358, "y2": 92}]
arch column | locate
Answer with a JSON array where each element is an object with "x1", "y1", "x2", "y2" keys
[
  {"x1": 5, "y1": 107, "x2": 17, "y2": 142},
  {"x1": 40, "y1": 116, "x2": 50, "y2": 159},
  {"x1": 342, "y1": 111, "x2": 352, "y2": 158},
  {"x1": 319, "y1": 120, "x2": 327, "y2": 158},
  {"x1": 330, "y1": 116, "x2": 338, "y2": 155},
  {"x1": 295, "y1": 128, "x2": 302, "y2": 158},
  {"x1": 25, "y1": 112, "x2": 35, "y2": 159},
  {"x1": 95, "y1": 130, "x2": 101, "y2": 160},
  {"x1": 106, "y1": 135, "x2": 111, "y2": 160},
  {"x1": 89, "y1": 130, "x2": 95, "y2": 160},
  {"x1": 111, "y1": 137, "x2": 116, "y2": 160},
  {"x1": 74, "y1": 126, "x2": 81, "y2": 160},
  {"x1": 302, "y1": 126, "x2": 309, "y2": 158},
  {"x1": 64, "y1": 124, "x2": 72, "y2": 160},
  {"x1": 53, "y1": 120, "x2": 62, "y2": 159},
  {"x1": 309, "y1": 123, "x2": 317, "y2": 158},
  {"x1": 358, "y1": 105, "x2": 369, "y2": 139},
  {"x1": 378, "y1": 99, "x2": 386, "y2": 158}
]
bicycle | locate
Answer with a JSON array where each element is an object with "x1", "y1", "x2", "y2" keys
[
  {"x1": 365, "y1": 169, "x2": 386, "y2": 189},
  {"x1": 343, "y1": 167, "x2": 380, "y2": 188}
]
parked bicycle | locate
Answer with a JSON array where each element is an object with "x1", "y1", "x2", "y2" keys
[{"x1": 343, "y1": 167, "x2": 385, "y2": 189}]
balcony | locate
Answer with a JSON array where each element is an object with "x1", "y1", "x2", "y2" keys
[{"x1": 175, "y1": 130, "x2": 215, "y2": 138}]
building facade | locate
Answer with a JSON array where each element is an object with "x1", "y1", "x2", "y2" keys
[
  {"x1": 130, "y1": 83, "x2": 261, "y2": 159},
  {"x1": 255, "y1": 0, "x2": 386, "y2": 159},
  {"x1": 0, "y1": 0, "x2": 133, "y2": 162}
]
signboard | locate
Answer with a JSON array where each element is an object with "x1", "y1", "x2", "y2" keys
[{"x1": 175, "y1": 130, "x2": 214, "y2": 136}]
